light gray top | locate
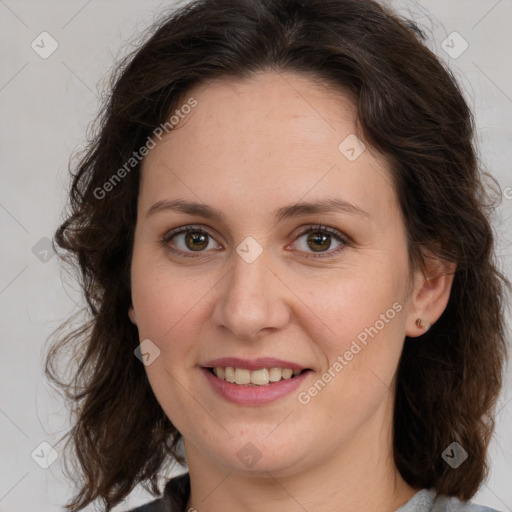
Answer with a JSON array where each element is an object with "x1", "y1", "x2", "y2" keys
[
  {"x1": 127, "y1": 475, "x2": 503, "y2": 512},
  {"x1": 396, "y1": 488, "x2": 501, "y2": 512}
]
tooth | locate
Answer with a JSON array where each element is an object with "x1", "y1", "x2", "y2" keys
[
  {"x1": 251, "y1": 368, "x2": 269, "y2": 385},
  {"x1": 225, "y1": 367, "x2": 235, "y2": 383},
  {"x1": 215, "y1": 366, "x2": 301, "y2": 384},
  {"x1": 269, "y1": 367, "x2": 282, "y2": 382},
  {"x1": 281, "y1": 369, "x2": 293, "y2": 379},
  {"x1": 234, "y1": 368, "x2": 251, "y2": 385}
]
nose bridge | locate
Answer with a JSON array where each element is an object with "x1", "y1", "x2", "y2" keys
[{"x1": 212, "y1": 238, "x2": 289, "y2": 340}]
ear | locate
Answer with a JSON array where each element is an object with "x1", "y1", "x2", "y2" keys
[
  {"x1": 405, "y1": 253, "x2": 456, "y2": 337},
  {"x1": 128, "y1": 305, "x2": 137, "y2": 325}
]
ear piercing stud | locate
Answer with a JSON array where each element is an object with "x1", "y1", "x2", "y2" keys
[{"x1": 416, "y1": 318, "x2": 431, "y2": 331}]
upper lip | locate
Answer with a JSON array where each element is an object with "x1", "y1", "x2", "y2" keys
[{"x1": 202, "y1": 357, "x2": 308, "y2": 371}]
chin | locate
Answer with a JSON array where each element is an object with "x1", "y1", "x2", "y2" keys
[{"x1": 202, "y1": 431, "x2": 313, "y2": 476}]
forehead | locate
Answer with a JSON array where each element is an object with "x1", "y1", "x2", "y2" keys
[
  {"x1": 138, "y1": 70, "x2": 397, "y2": 225},
  {"x1": 157, "y1": 71, "x2": 360, "y2": 168}
]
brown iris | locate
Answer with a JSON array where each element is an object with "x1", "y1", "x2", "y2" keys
[
  {"x1": 185, "y1": 231, "x2": 209, "y2": 251},
  {"x1": 307, "y1": 232, "x2": 331, "y2": 252}
]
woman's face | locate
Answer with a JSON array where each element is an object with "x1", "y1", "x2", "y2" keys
[{"x1": 129, "y1": 71, "x2": 419, "y2": 476}]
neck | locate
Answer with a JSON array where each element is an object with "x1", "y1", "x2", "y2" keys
[{"x1": 184, "y1": 410, "x2": 418, "y2": 512}]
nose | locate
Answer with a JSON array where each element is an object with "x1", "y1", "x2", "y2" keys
[{"x1": 211, "y1": 244, "x2": 291, "y2": 342}]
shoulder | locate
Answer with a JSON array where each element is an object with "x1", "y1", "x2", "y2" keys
[
  {"x1": 397, "y1": 488, "x2": 502, "y2": 512},
  {"x1": 432, "y1": 493, "x2": 503, "y2": 512},
  {"x1": 125, "y1": 498, "x2": 160, "y2": 512},
  {"x1": 123, "y1": 472, "x2": 190, "y2": 512},
  {"x1": 124, "y1": 480, "x2": 502, "y2": 512}
]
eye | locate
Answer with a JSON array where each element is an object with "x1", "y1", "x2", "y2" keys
[
  {"x1": 162, "y1": 224, "x2": 349, "y2": 259},
  {"x1": 291, "y1": 224, "x2": 348, "y2": 258},
  {"x1": 162, "y1": 225, "x2": 222, "y2": 257}
]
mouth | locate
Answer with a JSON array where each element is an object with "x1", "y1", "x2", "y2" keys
[
  {"x1": 205, "y1": 366, "x2": 311, "y2": 386},
  {"x1": 200, "y1": 357, "x2": 312, "y2": 404}
]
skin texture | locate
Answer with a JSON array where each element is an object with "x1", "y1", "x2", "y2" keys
[{"x1": 128, "y1": 71, "x2": 455, "y2": 512}]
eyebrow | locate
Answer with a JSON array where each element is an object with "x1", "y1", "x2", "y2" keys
[{"x1": 146, "y1": 197, "x2": 369, "y2": 223}]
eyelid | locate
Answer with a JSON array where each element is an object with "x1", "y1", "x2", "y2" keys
[
  {"x1": 162, "y1": 225, "x2": 217, "y2": 243},
  {"x1": 161, "y1": 225, "x2": 222, "y2": 257},
  {"x1": 290, "y1": 224, "x2": 349, "y2": 259},
  {"x1": 162, "y1": 223, "x2": 349, "y2": 258}
]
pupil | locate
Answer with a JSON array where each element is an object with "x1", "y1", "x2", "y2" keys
[
  {"x1": 184, "y1": 231, "x2": 331, "y2": 253},
  {"x1": 186, "y1": 232, "x2": 208, "y2": 251},
  {"x1": 308, "y1": 232, "x2": 330, "y2": 252}
]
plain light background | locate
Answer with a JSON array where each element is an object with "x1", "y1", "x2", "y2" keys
[{"x1": 1, "y1": 0, "x2": 511, "y2": 511}]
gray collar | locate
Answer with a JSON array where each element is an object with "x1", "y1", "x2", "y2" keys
[{"x1": 395, "y1": 489, "x2": 437, "y2": 512}]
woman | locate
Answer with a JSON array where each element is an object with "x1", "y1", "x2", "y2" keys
[{"x1": 45, "y1": 0, "x2": 510, "y2": 511}]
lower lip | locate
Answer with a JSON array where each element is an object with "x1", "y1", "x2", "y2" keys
[{"x1": 201, "y1": 367, "x2": 310, "y2": 406}]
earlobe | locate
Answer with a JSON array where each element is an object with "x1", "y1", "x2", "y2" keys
[
  {"x1": 415, "y1": 317, "x2": 431, "y2": 331},
  {"x1": 405, "y1": 258, "x2": 456, "y2": 338},
  {"x1": 128, "y1": 305, "x2": 137, "y2": 325}
]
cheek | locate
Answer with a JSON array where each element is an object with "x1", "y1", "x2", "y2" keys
[
  {"x1": 308, "y1": 259, "x2": 406, "y2": 348},
  {"x1": 132, "y1": 277, "x2": 198, "y2": 348},
  {"x1": 298, "y1": 253, "x2": 408, "y2": 400},
  {"x1": 130, "y1": 253, "x2": 220, "y2": 374},
  {"x1": 292, "y1": 293, "x2": 405, "y2": 440},
  {"x1": 130, "y1": 263, "x2": 210, "y2": 428}
]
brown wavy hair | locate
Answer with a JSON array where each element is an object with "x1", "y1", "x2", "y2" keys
[{"x1": 45, "y1": 0, "x2": 510, "y2": 510}]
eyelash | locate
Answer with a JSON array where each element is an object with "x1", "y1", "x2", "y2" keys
[{"x1": 161, "y1": 224, "x2": 349, "y2": 259}]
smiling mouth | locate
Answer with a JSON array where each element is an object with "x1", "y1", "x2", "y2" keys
[{"x1": 206, "y1": 367, "x2": 310, "y2": 386}]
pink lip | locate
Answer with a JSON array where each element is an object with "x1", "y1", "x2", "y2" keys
[
  {"x1": 202, "y1": 357, "x2": 306, "y2": 371},
  {"x1": 201, "y1": 367, "x2": 310, "y2": 406}
]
